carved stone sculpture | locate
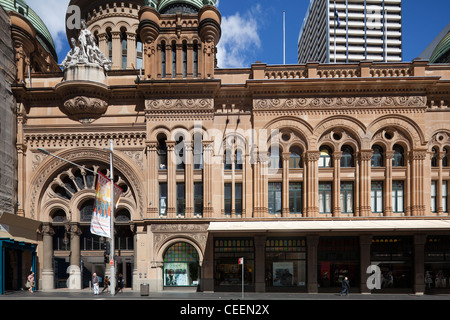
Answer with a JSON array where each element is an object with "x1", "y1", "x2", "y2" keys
[{"x1": 59, "y1": 20, "x2": 112, "y2": 72}]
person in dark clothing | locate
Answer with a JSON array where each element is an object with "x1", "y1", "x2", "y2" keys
[
  {"x1": 116, "y1": 273, "x2": 124, "y2": 294},
  {"x1": 339, "y1": 277, "x2": 350, "y2": 296}
]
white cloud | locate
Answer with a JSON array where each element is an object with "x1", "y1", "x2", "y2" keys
[
  {"x1": 27, "y1": 0, "x2": 70, "y2": 55},
  {"x1": 217, "y1": 6, "x2": 262, "y2": 68}
]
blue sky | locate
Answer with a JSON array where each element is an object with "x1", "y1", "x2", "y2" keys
[{"x1": 28, "y1": 0, "x2": 450, "y2": 67}]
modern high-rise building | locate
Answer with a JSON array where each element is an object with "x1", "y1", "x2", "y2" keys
[{"x1": 298, "y1": 0, "x2": 402, "y2": 63}]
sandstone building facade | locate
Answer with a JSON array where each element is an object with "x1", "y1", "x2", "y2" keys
[{"x1": 1, "y1": 0, "x2": 450, "y2": 295}]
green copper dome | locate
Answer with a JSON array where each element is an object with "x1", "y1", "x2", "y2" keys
[
  {"x1": 0, "y1": 0, "x2": 57, "y2": 59},
  {"x1": 430, "y1": 31, "x2": 450, "y2": 64},
  {"x1": 146, "y1": 0, "x2": 216, "y2": 14}
]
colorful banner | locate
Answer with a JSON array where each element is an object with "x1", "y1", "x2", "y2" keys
[{"x1": 90, "y1": 173, "x2": 123, "y2": 238}]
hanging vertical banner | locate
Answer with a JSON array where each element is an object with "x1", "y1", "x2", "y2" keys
[{"x1": 90, "y1": 173, "x2": 123, "y2": 238}]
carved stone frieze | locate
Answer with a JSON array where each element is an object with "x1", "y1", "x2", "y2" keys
[
  {"x1": 254, "y1": 96, "x2": 427, "y2": 110},
  {"x1": 145, "y1": 98, "x2": 213, "y2": 111}
]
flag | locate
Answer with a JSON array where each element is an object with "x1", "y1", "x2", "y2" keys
[
  {"x1": 238, "y1": 257, "x2": 244, "y2": 265},
  {"x1": 90, "y1": 173, "x2": 123, "y2": 238},
  {"x1": 334, "y1": 3, "x2": 341, "y2": 27}
]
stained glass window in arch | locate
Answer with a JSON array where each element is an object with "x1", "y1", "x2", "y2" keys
[{"x1": 164, "y1": 242, "x2": 200, "y2": 287}]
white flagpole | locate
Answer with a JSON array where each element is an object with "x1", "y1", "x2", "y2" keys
[
  {"x1": 109, "y1": 139, "x2": 115, "y2": 296},
  {"x1": 241, "y1": 258, "x2": 244, "y2": 299}
]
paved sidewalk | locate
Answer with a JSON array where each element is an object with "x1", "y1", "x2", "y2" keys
[{"x1": 1, "y1": 288, "x2": 449, "y2": 300}]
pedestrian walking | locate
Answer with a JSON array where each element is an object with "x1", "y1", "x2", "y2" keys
[
  {"x1": 339, "y1": 276, "x2": 350, "y2": 296},
  {"x1": 116, "y1": 273, "x2": 124, "y2": 294},
  {"x1": 26, "y1": 272, "x2": 35, "y2": 293},
  {"x1": 102, "y1": 276, "x2": 110, "y2": 293},
  {"x1": 92, "y1": 273, "x2": 100, "y2": 295}
]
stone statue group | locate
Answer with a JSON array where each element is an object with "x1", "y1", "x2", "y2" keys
[{"x1": 60, "y1": 20, "x2": 112, "y2": 72}]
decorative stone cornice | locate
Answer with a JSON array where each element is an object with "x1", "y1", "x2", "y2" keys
[
  {"x1": 145, "y1": 98, "x2": 214, "y2": 111},
  {"x1": 254, "y1": 96, "x2": 427, "y2": 110}
]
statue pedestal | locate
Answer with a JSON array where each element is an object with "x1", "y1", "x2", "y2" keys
[{"x1": 63, "y1": 63, "x2": 107, "y2": 83}]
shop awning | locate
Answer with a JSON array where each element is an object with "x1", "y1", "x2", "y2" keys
[
  {"x1": 208, "y1": 219, "x2": 450, "y2": 233},
  {"x1": 0, "y1": 212, "x2": 41, "y2": 244}
]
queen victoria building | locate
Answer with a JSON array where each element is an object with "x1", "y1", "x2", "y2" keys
[{"x1": 0, "y1": 0, "x2": 450, "y2": 295}]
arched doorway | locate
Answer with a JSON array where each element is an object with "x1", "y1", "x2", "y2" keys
[{"x1": 163, "y1": 242, "x2": 200, "y2": 288}]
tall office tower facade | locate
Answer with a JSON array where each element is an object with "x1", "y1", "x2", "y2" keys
[{"x1": 298, "y1": 0, "x2": 402, "y2": 64}]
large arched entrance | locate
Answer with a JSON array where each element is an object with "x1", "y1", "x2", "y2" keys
[{"x1": 163, "y1": 242, "x2": 200, "y2": 288}]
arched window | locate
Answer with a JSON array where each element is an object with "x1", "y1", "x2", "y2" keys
[
  {"x1": 444, "y1": 147, "x2": 449, "y2": 167},
  {"x1": 51, "y1": 209, "x2": 67, "y2": 223},
  {"x1": 121, "y1": 30, "x2": 128, "y2": 69},
  {"x1": 392, "y1": 144, "x2": 404, "y2": 167},
  {"x1": 163, "y1": 242, "x2": 199, "y2": 287},
  {"x1": 136, "y1": 35, "x2": 143, "y2": 70},
  {"x1": 161, "y1": 41, "x2": 166, "y2": 78},
  {"x1": 193, "y1": 41, "x2": 198, "y2": 78},
  {"x1": 182, "y1": 41, "x2": 187, "y2": 78},
  {"x1": 269, "y1": 147, "x2": 282, "y2": 169},
  {"x1": 431, "y1": 147, "x2": 438, "y2": 167},
  {"x1": 175, "y1": 135, "x2": 185, "y2": 170},
  {"x1": 171, "y1": 41, "x2": 177, "y2": 78},
  {"x1": 289, "y1": 146, "x2": 302, "y2": 169},
  {"x1": 193, "y1": 132, "x2": 203, "y2": 170},
  {"x1": 224, "y1": 149, "x2": 232, "y2": 170},
  {"x1": 319, "y1": 146, "x2": 332, "y2": 168},
  {"x1": 235, "y1": 149, "x2": 243, "y2": 170},
  {"x1": 158, "y1": 134, "x2": 167, "y2": 170},
  {"x1": 106, "y1": 28, "x2": 112, "y2": 62},
  {"x1": 80, "y1": 199, "x2": 95, "y2": 222},
  {"x1": 340, "y1": 145, "x2": 354, "y2": 168},
  {"x1": 371, "y1": 145, "x2": 384, "y2": 167}
]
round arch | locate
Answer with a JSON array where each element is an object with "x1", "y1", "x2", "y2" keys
[{"x1": 26, "y1": 147, "x2": 146, "y2": 221}]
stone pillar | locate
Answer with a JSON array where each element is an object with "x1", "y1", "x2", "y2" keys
[
  {"x1": 41, "y1": 224, "x2": 55, "y2": 291},
  {"x1": 333, "y1": 152, "x2": 342, "y2": 217},
  {"x1": 359, "y1": 150, "x2": 373, "y2": 217},
  {"x1": 437, "y1": 151, "x2": 445, "y2": 215},
  {"x1": 127, "y1": 32, "x2": 136, "y2": 70},
  {"x1": 384, "y1": 151, "x2": 394, "y2": 216},
  {"x1": 68, "y1": 224, "x2": 82, "y2": 290},
  {"x1": 198, "y1": 6, "x2": 221, "y2": 79},
  {"x1": 254, "y1": 235, "x2": 267, "y2": 292},
  {"x1": 282, "y1": 152, "x2": 291, "y2": 217},
  {"x1": 166, "y1": 141, "x2": 176, "y2": 218},
  {"x1": 185, "y1": 142, "x2": 194, "y2": 218},
  {"x1": 201, "y1": 236, "x2": 214, "y2": 292},
  {"x1": 359, "y1": 235, "x2": 373, "y2": 294},
  {"x1": 111, "y1": 31, "x2": 121, "y2": 70},
  {"x1": 147, "y1": 141, "x2": 159, "y2": 218},
  {"x1": 307, "y1": 235, "x2": 320, "y2": 293},
  {"x1": 203, "y1": 142, "x2": 214, "y2": 217},
  {"x1": 306, "y1": 152, "x2": 320, "y2": 217},
  {"x1": 413, "y1": 234, "x2": 427, "y2": 295},
  {"x1": 138, "y1": 6, "x2": 161, "y2": 79},
  {"x1": 411, "y1": 150, "x2": 427, "y2": 216}
]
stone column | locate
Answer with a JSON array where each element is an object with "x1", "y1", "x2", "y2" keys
[
  {"x1": 306, "y1": 152, "x2": 320, "y2": 217},
  {"x1": 282, "y1": 152, "x2": 291, "y2": 217},
  {"x1": 359, "y1": 150, "x2": 373, "y2": 217},
  {"x1": 201, "y1": 236, "x2": 214, "y2": 292},
  {"x1": 437, "y1": 151, "x2": 445, "y2": 215},
  {"x1": 411, "y1": 150, "x2": 427, "y2": 216},
  {"x1": 359, "y1": 235, "x2": 373, "y2": 294},
  {"x1": 111, "y1": 31, "x2": 121, "y2": 70},
  {"x1": 166, "y1": 141, "x2": 176, "y2": 218},
  {"x1": 307, "y1": 235, "x2": 320, "y2": 293},
  {"x1": 147, "y1": 141, "x2": 159, "y2": 218},
  {"x1": 127, "y1": 32, "x2": 136, "y2": 69},
  {"x1": 185, "y1": 142, "x2": 194, "y2": 218},
  {"x1": 41, "y1": 224, "x2": 55, "y2": 291},
  {"x1": 333, "y1": 152, "x2": 342, "y2": 217},
  {"x1": 254, "y1": 235, "x2": 267, "y2": 293},
  {"x1": 203, "y1": 142, "x2": 214, "y2": 217},
  {"x1": 384, "y1": 151, "x2": 394, "y2": 216},
  {"x1": 68, "y1": 224, "x2": 82, "y2": 290},
  {"x1": 413, "y1": 234, "x2": 427, "y2": 295}
]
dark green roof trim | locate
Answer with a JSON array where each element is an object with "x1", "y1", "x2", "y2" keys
[{"x1": 430, "y1": 31, "x2": 450, "y2": 64}]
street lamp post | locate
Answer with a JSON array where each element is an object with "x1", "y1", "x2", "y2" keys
[{"x1": 38, "y1": 139, "x2": 117, "y2": 296}]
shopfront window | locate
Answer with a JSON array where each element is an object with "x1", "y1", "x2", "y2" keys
[
  {"x1": 425, "y1": 236, "x2": 450, "y2": 290},
  {"x1": 214, "y1": 238, "x2": 254, "y2": 288},
  {"x1": 318, "y1": 237, "x2": 359, "y2": 290},
  {"x1": 265, "y1": 238, "x2": 306, "y2": 290},
  {"x1": 371, "y1": 236, "x2": 413, "y2": 290},
  {"x1": 163, "y1": 242, "x2": 199, "y2": 287}
]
